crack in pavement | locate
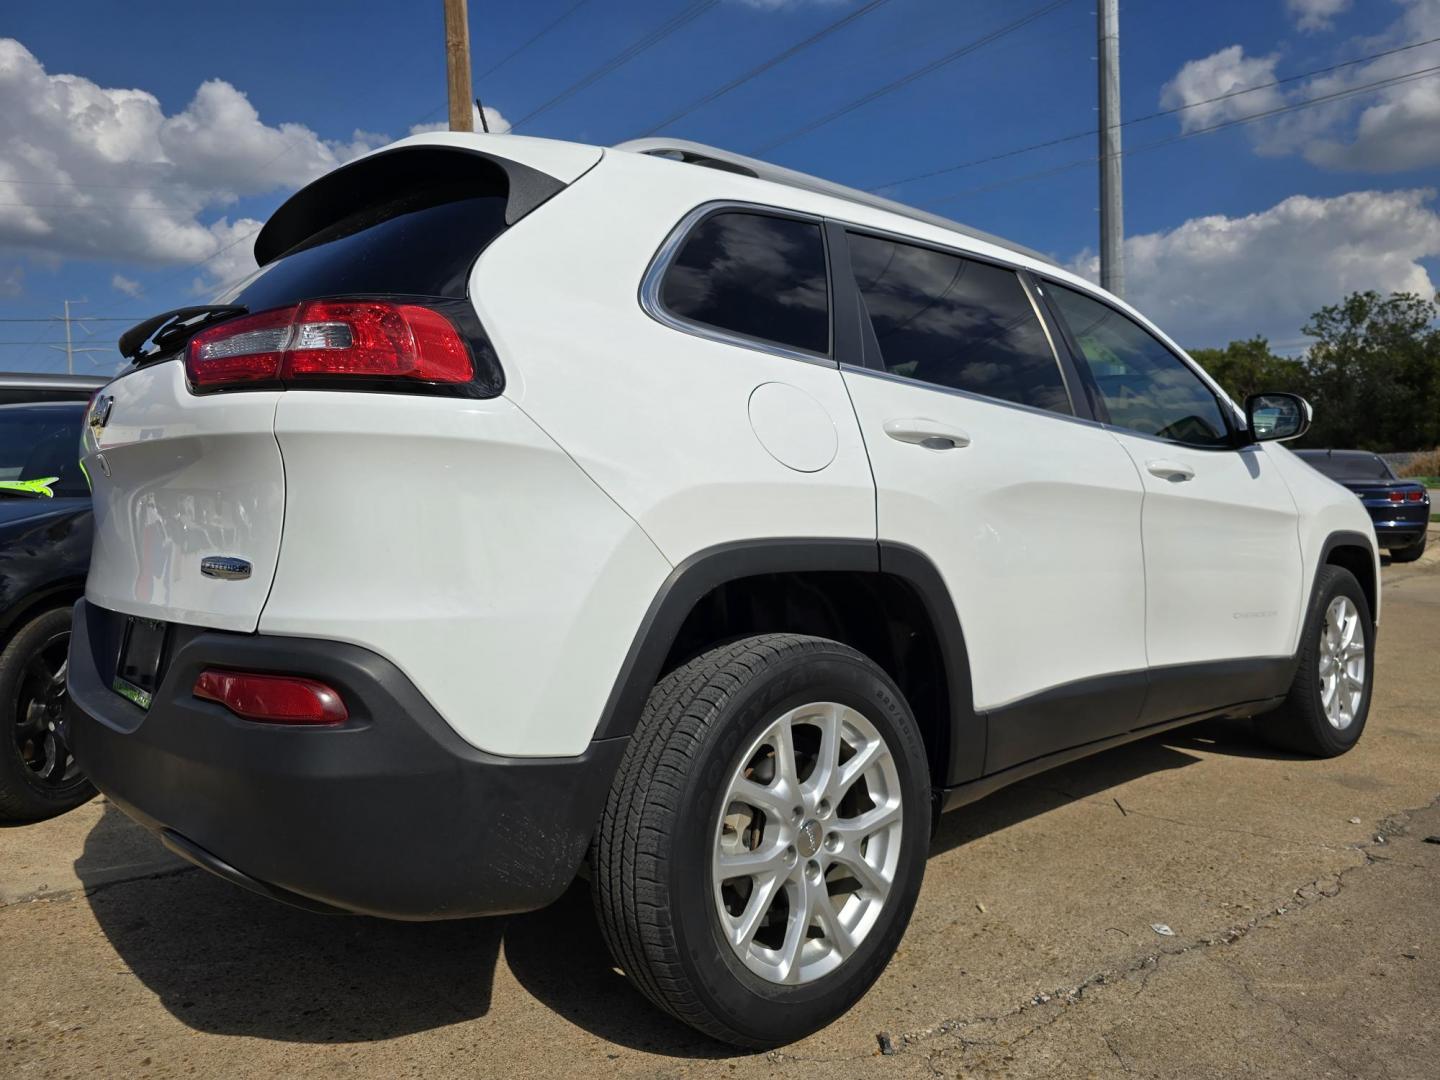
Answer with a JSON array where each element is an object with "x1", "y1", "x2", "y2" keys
[{"x1": 859, "y1": 793, "x2": 1440, "y2": 1068}]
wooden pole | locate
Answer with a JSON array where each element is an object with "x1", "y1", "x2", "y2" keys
[{"x1": 444, "y1": 0, "x2": 474, "y2": 132}]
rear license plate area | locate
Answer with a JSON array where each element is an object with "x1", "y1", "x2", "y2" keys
[{"x1": 113, "y1": 617, "x2": 169, "y2": 710}]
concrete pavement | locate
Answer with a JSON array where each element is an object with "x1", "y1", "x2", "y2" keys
[{"x1": 2, "y1": 541, "x2": 1436, "y2": 1078}]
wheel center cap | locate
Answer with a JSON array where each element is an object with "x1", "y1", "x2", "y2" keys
[{"x1": 796, "y1": 819, "x2": 823, "y2": 858}]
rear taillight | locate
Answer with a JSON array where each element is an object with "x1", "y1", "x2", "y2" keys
[
  {"x1": 1389, "y1": 491, "x2": 1405, "y2": 502},
  {"x1": 193, "y1": 669, "x2": 348, "y2": 725},
  {"x1": 1407, "y1": 490, "x2": 1424, "y2": 502},
  {"x1": 186, "y1": 301, "x2": 473, "y2": 391}
]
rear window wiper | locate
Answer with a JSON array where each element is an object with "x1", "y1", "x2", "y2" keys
[{"x1": 119, "y1": 305, "x2": 248, "y2": 364}]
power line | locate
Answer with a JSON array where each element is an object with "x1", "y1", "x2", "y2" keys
[
  {"x1": 631, "y1": 0, "x2": 899, "y2": 139},
  {"x1": 873, "y1": 32, "x2": 1440, "y2": 190},
  {"x1": 510, "y1": 0, "x2": 721, "y2": 130},
  {"x1": 478, "y1": 0, "x2": 592, "y2": 82},
  {"x1": 926, "y1": 62, "x2": 1440, "y2": 205},
  {"x1": 752, "y1": 0, "x2": 1074, "y2": 156}
]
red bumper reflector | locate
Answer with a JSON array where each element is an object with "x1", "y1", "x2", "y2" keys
[{"x1": 193, "y1": 670, "x2": 348, "y2": 725}]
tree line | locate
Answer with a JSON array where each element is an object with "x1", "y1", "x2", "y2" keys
[{"x1": 1190, "y1": 291, "x2": 1440, "y2": 452}]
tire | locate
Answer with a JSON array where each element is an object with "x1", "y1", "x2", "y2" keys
[
  {"x1": 591, "y1": 634, "x2": 931, "y2": 1048},
  {"x1": 0, "y1": 606, "x2": 96, "y2": 822},
  {"x1": 1388, "y1": 533, "x2": 1427, "y2": 564},
  {"x1": 1256, "y1": 567, "x2": 1374, "y2": 757}
]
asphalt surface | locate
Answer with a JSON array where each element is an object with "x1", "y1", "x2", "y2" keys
[{"x1": 3, "y1": 532, "x2": 1437, "y2": 1079}]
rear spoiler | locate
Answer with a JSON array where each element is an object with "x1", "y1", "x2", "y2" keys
[{"x1": 254, "y1": 135, "x2": 602, "y2": 267}]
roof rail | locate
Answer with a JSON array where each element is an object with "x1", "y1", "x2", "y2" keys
[{"x1": 612, "y1": 137, "x2": 1054, "y2": 267}]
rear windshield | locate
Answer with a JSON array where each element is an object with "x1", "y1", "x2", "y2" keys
[
  {"x1": 1297, "y1": 452, "x2": 1393, "y2": 481},
  {"x1": 0, "y1": 402, "x2": 88, "y2": 499},
  {"x1": 222, "y1": 180, "x2": 508, "y2": 312}
]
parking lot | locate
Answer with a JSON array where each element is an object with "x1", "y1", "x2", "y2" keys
[{"x1": 3, "y1": 530, "x2": 1436, "y2": 1079}]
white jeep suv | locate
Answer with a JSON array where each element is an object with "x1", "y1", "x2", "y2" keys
[{"x1": 68, "y1": 133, "x2": 1379, "y2": 1047}]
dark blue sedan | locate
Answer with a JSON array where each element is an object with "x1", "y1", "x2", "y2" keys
[{"x1": 1296, "y1": 449, "x2": 1431, "y2": 563}]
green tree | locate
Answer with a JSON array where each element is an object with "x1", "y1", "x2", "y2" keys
[
  {"x1": 1301, "y1": 291, "x2": 1440, "y2": 450},
  {"x1": 1190, "y1": 336, "x2": 1307, "y2": 404}
]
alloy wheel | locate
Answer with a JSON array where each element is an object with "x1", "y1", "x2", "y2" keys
[
  {"x1": 711, "y1": 701, "x2": 903, "y2": 985},
  {"x1": 1317, "y1": 595, "x2": 1365, "y2": 730}
]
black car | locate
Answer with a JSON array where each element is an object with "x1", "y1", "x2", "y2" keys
[
  {"x1": 1, "y1": 380, "x2": 104, "y2": 821},
  {"x1": 1296, "y1": 449, "x2": 1431, "y2": 563}
]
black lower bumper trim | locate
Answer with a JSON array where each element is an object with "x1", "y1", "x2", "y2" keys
[
  {"x1": 159, "y1": 828, "x2": 351, "y2": 915},
  {"x1": 67, "y1": 599, "x2": 628, "y2": 920}
]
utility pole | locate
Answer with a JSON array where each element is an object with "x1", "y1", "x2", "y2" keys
[
  {"x1": 444, "y1": 0, "x2": 475, "y2": 132},
  {"x1": 46, "y1": 301, "x2": 111, "y2": 373},
  {"x1": 1097, "y1": 0, "x2": 1124, "y2": 298},
  {"x1": 63, "y1": 299, "x2": 74, "y2": 374}
]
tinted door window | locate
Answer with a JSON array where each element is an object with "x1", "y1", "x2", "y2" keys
[
  {"x1": 1048, "y1": 284, "x2": 1231, "y2": 448},
  {"x1": 0, "y1": 402, "x2": 88, "y2": 498},
  {"x1": 846, "y1": 232, "x2": 1071, "y2": 414},
  {"x1": 659, "y1": 211, "x2": 830, "y2": 355}
]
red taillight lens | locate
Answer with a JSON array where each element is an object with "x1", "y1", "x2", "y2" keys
[
  {"x1": 1407, "y1": 490, "x2": 1424, "y2": 502},
  {"x1": 185, "y1": 301, "x2": 473, "y2": 391},
  {"x1": 1389, "y1": 491, "x2": 1405, "y2": 502},
  {"x1": 193, "y1": 669, "x2": 348, "y2": 725}
]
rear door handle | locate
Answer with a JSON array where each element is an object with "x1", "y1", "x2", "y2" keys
[
  {"x1": 883, "y1": 418, "x2": 971, "y2": 450},
  {"x1": 1146, "y1": 459, "x2": 1195, "y2": 482}
]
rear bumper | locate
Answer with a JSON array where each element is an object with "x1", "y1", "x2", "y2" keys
[
  {"x1": 66, "y1": 599, "x2": 627, "y2": 920},
  {"x1": 1371, "y1": 519, "x2": 1428, "y2": 548}
]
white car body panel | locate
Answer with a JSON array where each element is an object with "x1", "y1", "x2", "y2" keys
[
  {"x1": 82, "y1": 360, "x2": 283, "y2": 633},
  {"x1": 1106, "y1": 434, "x2": 1305, "y2": 667},
  {"x1": 472, "y1": 153, "x2": 877, "y2": 561},
  {"x1": 259, "y1": 390, "x2": 672, "y2": 756},
  {"x1": 842, "y1": 370, "x2": 1147, "y2": 710},
  {"x1": 1265, "y1": 442, "x2": 1382, "y2": 636}
]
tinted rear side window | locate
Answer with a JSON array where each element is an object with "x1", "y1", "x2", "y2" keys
[
  {"x1": 847, "y1": 232, "x2": 1071, "y2": 414},
  {"x1": 224, "y1": 182, "x2": 508, "y2": 312},
  {"x1": 0, "y1": 403, "x2": 88, "y2": 498},
  {"x1": 659, "y1": 211, "x2": 830, "y2": 356}
]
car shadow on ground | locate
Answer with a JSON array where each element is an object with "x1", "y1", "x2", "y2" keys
[{"x1": 72, "y1": 719, "x2": 1281, "y2": 1055}]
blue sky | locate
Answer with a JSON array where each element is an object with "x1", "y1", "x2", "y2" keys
[{"x1": 3, "y1": 0, "x2": 1438, "y2": 373}]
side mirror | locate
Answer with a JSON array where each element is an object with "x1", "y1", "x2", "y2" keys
[{"x1": 1245, "y1": 392, "x2": 1311, "y2": 443}]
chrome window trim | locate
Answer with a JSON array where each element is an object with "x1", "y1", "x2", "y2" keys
[{"x1": 638, "y1": 200, "x2": 837, "y2": 369}]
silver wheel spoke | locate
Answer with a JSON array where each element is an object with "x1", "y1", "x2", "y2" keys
[
  {"x1": 731, "y1": 777, "x2": 794, "y2": 819},
  {"x1": 717, "y1": 842, "x2": 790, "y2": 878},
  {"x1": 776, "y1": 877, "x2": 813, "y2": 983},
  {"x1": 811, "y1": 893, "x2": 854, "y2": 959},
  {"x1": 725, "y1": 871, "x2": 784, "y2": 950},
  {"x1": 831, "y1": 849, "x2": 888, "y2": 898},
  {"x1": 805, "y1": 704, "x2": 843, "y2": 799},
  {"x1": 831, "y1": 736, "x2": 883, "y2": 800},
  {"x1": 829, "y1": 800, "x2": 901, "y2": 843}
]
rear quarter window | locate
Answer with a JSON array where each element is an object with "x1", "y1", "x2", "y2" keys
[{"x1": 655, "y1": 210, "x2": 831, "y2": 357}]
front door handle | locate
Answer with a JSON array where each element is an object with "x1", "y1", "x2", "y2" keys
[
  {"x1": 1146, "y1": 459, "x2": 1195, "y2": 482},
  {"x1": 883, "y1": 418, "x2": 971, "y2": 450}
]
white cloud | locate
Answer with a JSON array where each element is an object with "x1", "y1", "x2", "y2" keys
[
  {"x1": 1068, "y1": 188, "x2": 1440, "y2": 347},
  {"x1": 0, "y1": 265, "x2": 22, "y2": 297},
  {"x1": 1288, "y1": 0, "x2": 1352, "y2": 32},
  {"x1": 409, "y1": 102, "x2": 511, "y2": 136},
  {"x1": 0, "y1": 39, "x2": 404, "y2": 290},
  {"x1": 1161, "y1": 46, "x2": 1283, "y2": 131},
  {"x1": 1163, "y1": 0, "x2": 1440, "y2": 173},
  {"x1": 110, "y1": 273, "x2": 142, "y2": 298}
]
